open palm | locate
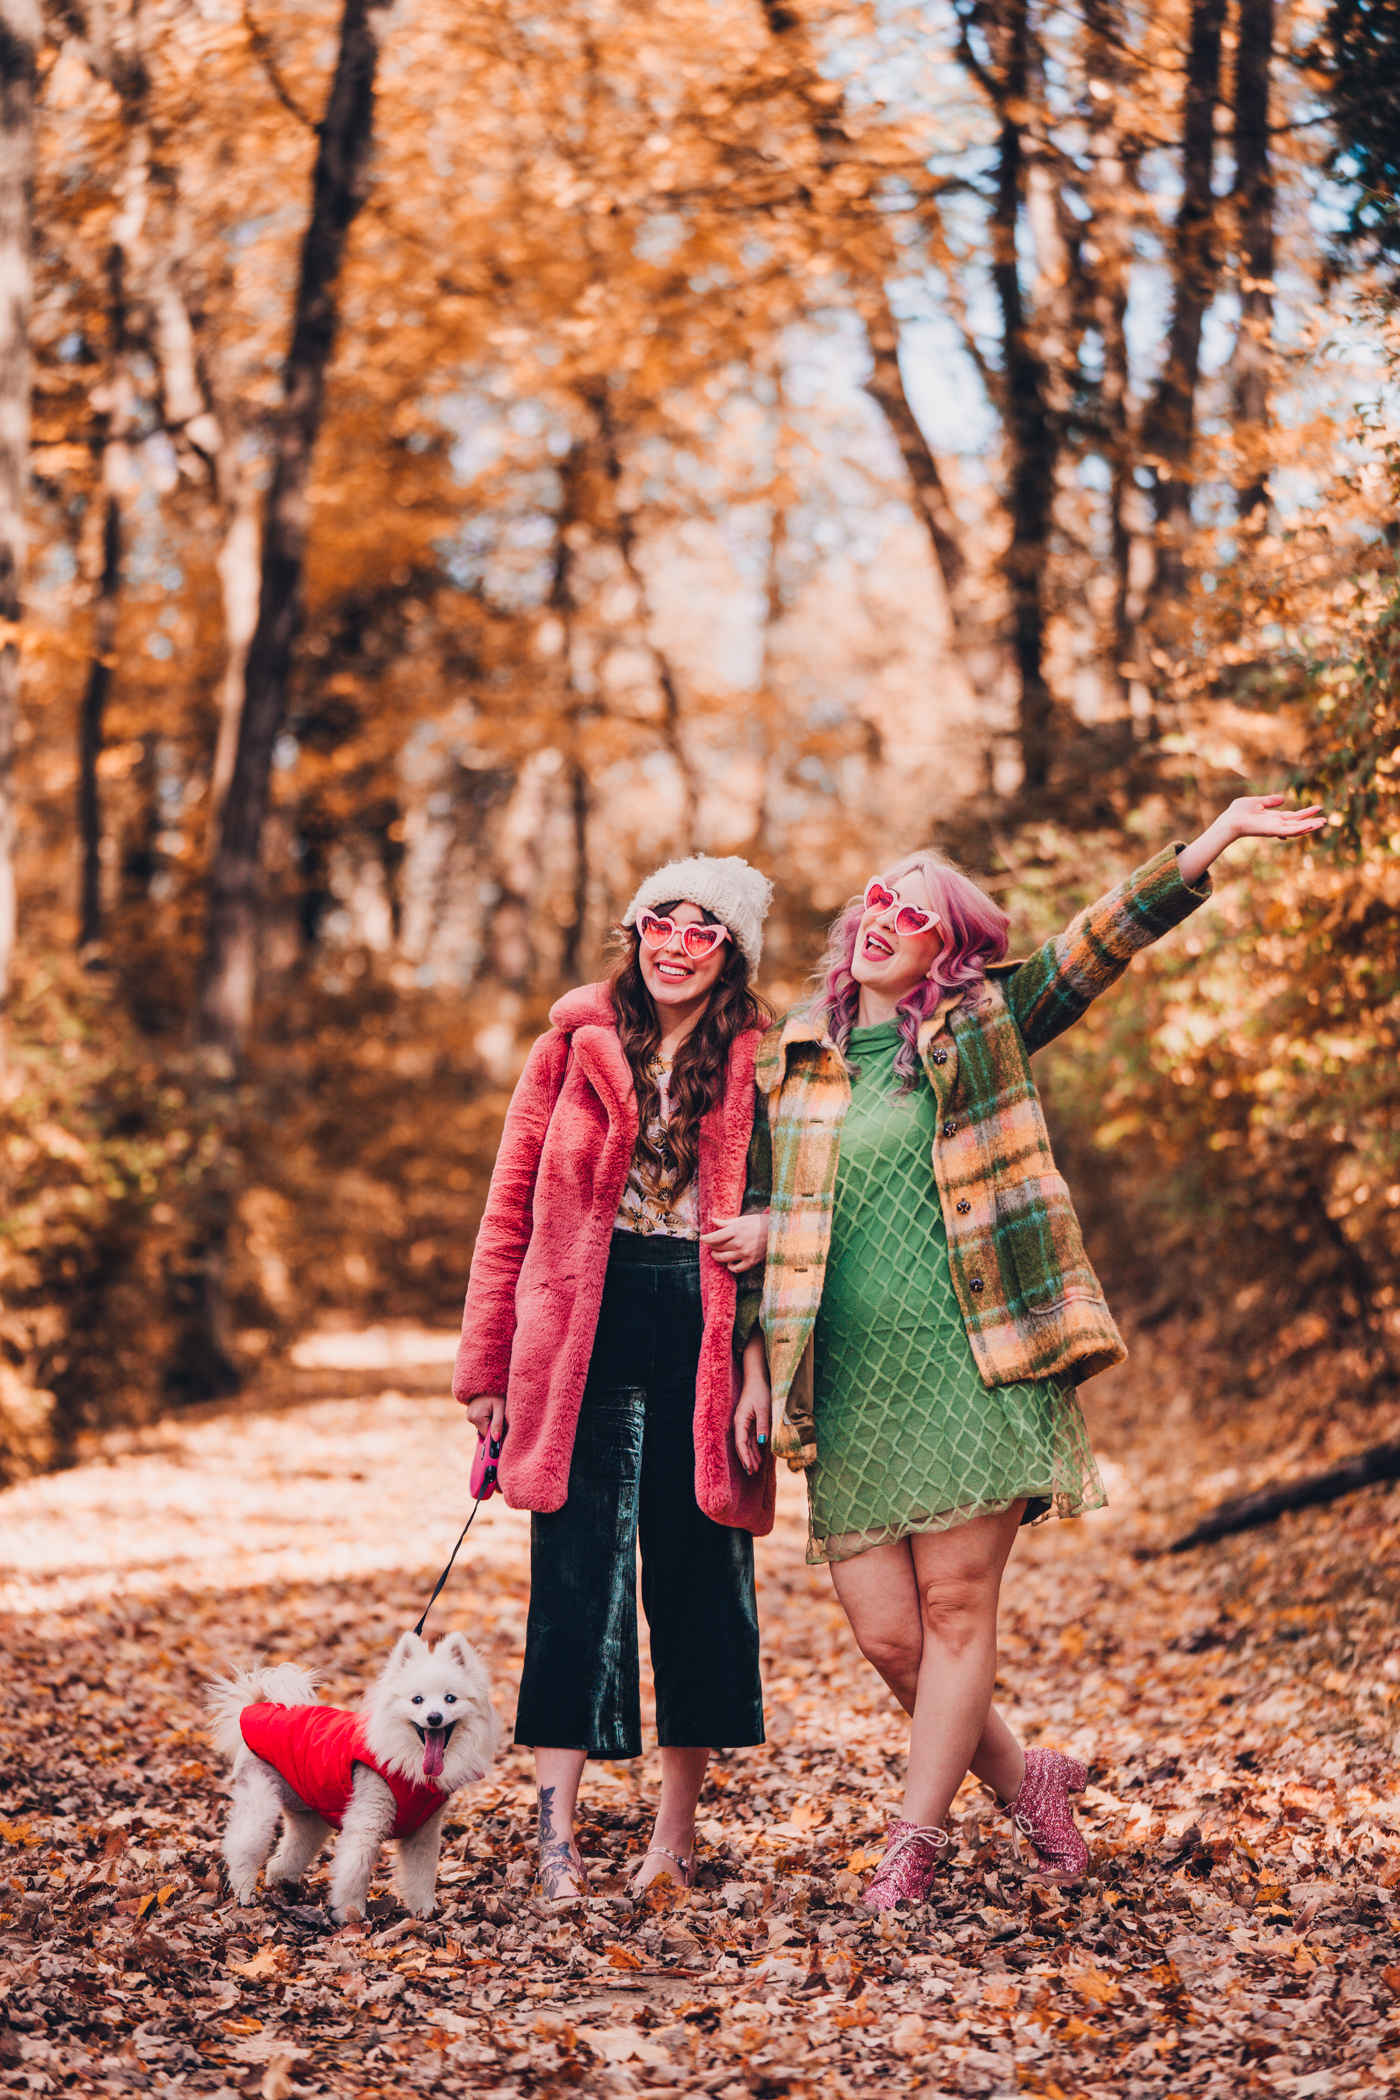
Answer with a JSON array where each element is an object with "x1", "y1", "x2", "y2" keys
[{"x1": 1226, "y1": 794, "x2": 1325, "y2": 841}]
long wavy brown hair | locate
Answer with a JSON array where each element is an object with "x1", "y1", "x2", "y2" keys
[{"x1": 609, "y1": 902, "x2": 770, "y2": 1199}]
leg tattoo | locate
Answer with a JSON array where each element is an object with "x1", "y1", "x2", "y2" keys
[{"x1": 534, "y1": 1782, "x2": 584, "y2": 1907}]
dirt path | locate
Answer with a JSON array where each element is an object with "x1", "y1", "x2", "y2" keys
[{"x1": 2, "y1": 1366, "x2": 1398, "y2": 2098}]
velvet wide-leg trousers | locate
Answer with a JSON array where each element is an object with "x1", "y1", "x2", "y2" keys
[{"x1": 513, "y1": 1230, "x2": 765, "y2": 1759}]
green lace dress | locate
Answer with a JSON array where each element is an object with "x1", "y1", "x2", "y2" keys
[{"x1": 808, "y1": 1020, "x2": 1105, "y2": 1566}]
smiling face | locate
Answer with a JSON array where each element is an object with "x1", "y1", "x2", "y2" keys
[
  {"x1": 850, "y1": 865, "x2": 944, "y2": 1006},
  {"x1": 636, "y1": 900, "x2": 730, "y2": 1019}
]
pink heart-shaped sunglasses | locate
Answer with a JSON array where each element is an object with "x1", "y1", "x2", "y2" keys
[
  {"x1": 637, "y1": 910, "x2": 732, "y2": 959},
  {"x1": 863, "y1": 878, "x2": 938, "y2": 937}
]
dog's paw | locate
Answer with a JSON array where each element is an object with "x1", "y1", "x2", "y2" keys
[
  {"x1": 329, "y1": 1904, "x2": 363, "y2": 1927},
  {"x1": 232, "y1": 1885, "x2": 259, "y2": 1907},
  {"x1": 408, "y1": 1901, "x2": 437, "y2": 1919}
]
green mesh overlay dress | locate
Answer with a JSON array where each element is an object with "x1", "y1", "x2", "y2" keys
[{"x1": 808, "y1": 1021, "x2": 1105, "y2": 1566}]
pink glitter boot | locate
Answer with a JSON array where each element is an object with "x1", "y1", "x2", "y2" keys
[
  {"x1": 859, "y1": 1819, "x2": 950, "y2": 1911},
  {"x1": 1008, "y1": 1747, "x2": 1090, "y2": 1883}
]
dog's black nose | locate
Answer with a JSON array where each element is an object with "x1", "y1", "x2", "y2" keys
[{"x1": 426, "y1": 1711, "x2": 443, "y2": 1728}]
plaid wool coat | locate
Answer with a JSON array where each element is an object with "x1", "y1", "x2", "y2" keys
[{"x1": 747, "y1": 845, "x2": 1212, "y2": 1465}]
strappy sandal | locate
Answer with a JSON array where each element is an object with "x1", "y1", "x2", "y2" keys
[
  {"x1": 628, "y1": 1843, "x2": 694, "y2": 1895},
  {"x1": 534, "y1": 1839, "x2": 586, "y2": 1911}
]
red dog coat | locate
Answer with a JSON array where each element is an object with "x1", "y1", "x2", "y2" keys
[{"x1": 240, "y1": 1702, "x2": 445, "y2": 1838}]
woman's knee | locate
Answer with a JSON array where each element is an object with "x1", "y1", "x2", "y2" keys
[
  {"x1": 918, "y1": 1572, "x2": 996, "y2": 1654},
  {"x1": 854, "y1": 1622, "x2": 922, "y2": 1686}
]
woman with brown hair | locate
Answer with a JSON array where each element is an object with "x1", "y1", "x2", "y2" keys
[{"x1": 454, "y1": 856, "x2": 775, "y2": 1906}]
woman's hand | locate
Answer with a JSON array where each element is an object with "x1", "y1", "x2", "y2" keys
[
  {"x1": 464, "y1": 1393, "x2": 506, "y2": 1440},
  {"x1": 701, "y1": 1210, "x2": 770, "y2": 1272},
  {"x1": 734, "y1": 1373, "x2": 772, "y2": 1475},
  {"x1": 1177, "y1": 794, "x2": 1325, "y2": 887},
  {"x1": 734, "y1": 1328, "x2": 772, "y2": 1475}
]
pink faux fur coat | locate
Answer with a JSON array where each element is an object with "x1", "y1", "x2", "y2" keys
[{"x1": 452, "y1": 984, "x2": 776, "y2": 1536}]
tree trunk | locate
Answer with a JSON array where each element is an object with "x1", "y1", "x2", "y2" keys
[
  {"x1": 143, "y1": 242, "x2": 261, "y2": 851},
  {"x1": 1082, "y1": 0, "x2": 1140, "y2": 712},
  {"x1": 550, "y1": 440, "x2": 588, "y2": 988},
  {"x1": 196, "y1": 0, "x2": 392, "y2": 1066},
  {"x1": 78, "y1": 491, "x2": 119, "y2": 950},
  {"x1": 1232, "y1": 0, "x2": 1275, "y2": 521},
  {"x1": 78, "y1": 153, "x2": 144, "y2": 953},
  {"x1": 1168, "y1": 1439, "x2": 1400, "y2": 1551},
  {"x1": 985, "y1": 0, "x2": 1057, "y2": 792},
  {"x1": 0, "y1": 0, "x2": 38, "y2": 1035},
  {"x1": 1139, "y1": 0, "x2": 1227, "y2": 591},
  {"x1": 208, "y1": 471, "x2": 261, "y2": 839},
  {"x1": 756, "y1": 0, "x2": 973, "y2": 631},
  {"x1": 860, "y1": 310, "x2": 967, "y2": 599},
  {"x1": 591, "y1": 383, "x2": 698, "y2": 850}
]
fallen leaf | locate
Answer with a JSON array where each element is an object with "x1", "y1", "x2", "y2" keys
[
  {"x1": 982, "y1": 1978, "x2": 1020, "y2": 2011},
  {"x1": 575, "y1": 2026, "x2": 670, "y2": 2065},
  {"x1": 228, "y1": 1946, "x2": 291, "y2": 1981},
  {"x1": 261, "y1": 2057, "x2": 295, "y2": 2100},
  {"x1": 604, "y1": 1942, "x2": 645, "y2": 1970},
  {"x1": 890, "y1": 2013, "x2": 926, "y2": 2057},
  {"x1": 1069, "y1": 1967, "x2": 1119, "y2": 2006}
]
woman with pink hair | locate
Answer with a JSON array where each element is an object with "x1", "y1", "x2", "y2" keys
[{"x1": 734, "y1": 797, "x2": 1321, "y2": 1908}]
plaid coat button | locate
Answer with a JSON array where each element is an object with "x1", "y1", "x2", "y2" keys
[
  {"x1": 956, "y1": 1199, "x2": 971, "y2": 1214},
  {"x1": 970, "y1": 1277, "x2": 985, "y2": 1292},
  {"x1": 943, "y1": 1119, "x2": 957, "y2": 1137},
  {"x1": 932, "y1": 1048, "x2": 948, "y2": 1065}
]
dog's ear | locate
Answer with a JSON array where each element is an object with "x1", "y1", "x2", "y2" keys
[
  {"x1": 385, "y1": 1630, "x2": 429, "y2": 1672},
  {"x1": 440, "y1": 1631, "x2": 480, "y2": 1674}
]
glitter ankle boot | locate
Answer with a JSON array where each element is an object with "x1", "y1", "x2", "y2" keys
[
  {"x1": 860, "y1": 1819, "x2": 950, "y2": 1911},
  {"x1": 1008, "y1": 1747, "x2": 1089, "y2": 1883}
]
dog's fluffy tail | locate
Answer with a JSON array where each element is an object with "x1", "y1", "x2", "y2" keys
[{"x1": 204, "y1": 1661, "x2": 320, "y2": 1762}]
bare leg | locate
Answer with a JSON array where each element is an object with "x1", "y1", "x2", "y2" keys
[
  {"x1": 633, "y1": 1745, "x2": 709, "y2": 1889},
  {"x1": 829, "y1": 1507, "x2": 1027, "y2": 1824},
  {"x1": 903, "y1": 1505, "x2": 1025, "y2": 1826},
  {"x1": 534, "y1": 1749, "x2": 587, "y2": 1903}
]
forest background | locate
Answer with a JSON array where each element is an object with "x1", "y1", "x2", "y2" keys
[{"x1": 0, "y1": 0, "x2": 1398, "y2": 1488}]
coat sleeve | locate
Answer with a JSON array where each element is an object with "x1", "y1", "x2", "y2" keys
[
  {"x1": 732, "y1": 1083, "x2": 771, "y2": 1356},
  {"x1": 1007, "y1": 843, "x2": 1213, "y2": 1057},
  {"x1": 452, "y1": 1029, "x2": 569, "y2": 1404}
]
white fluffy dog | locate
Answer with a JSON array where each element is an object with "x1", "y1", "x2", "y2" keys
[{"x1": 206, "y1": 1630, "x2": 500, "y2": 1923}]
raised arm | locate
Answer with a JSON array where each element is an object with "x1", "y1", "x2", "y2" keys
[
  {"x1": 1009, "y1": 796, "x2": 1324, "y2": 1056},
  {"x1": 452, "y1": 1028, "x2": 570, "y2": 1410},
  {"x1": 1175, "y1": 793, "x2": 1323, "y2": 888}
]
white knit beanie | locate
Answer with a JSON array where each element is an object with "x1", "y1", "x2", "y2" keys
[{"x1": 621, "y1": 854, "x2": 774, "y2": 976}]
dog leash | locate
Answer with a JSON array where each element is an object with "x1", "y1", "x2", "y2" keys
[
  {"x1": 413, "y1": 1499, "x2": 485, "y2": 1639},
  {"x1": 412, "y1": 1428, "x2": 504, "y2": 1639}
]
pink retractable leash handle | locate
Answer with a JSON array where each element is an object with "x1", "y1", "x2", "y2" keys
[{"x1": 469, "y1": 1426, "x2": 505, "y2": 1501}]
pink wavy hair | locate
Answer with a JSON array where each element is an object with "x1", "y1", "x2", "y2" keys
[{"x1": 810, "y1": 849, "x2": 1011, "y2": 1088}]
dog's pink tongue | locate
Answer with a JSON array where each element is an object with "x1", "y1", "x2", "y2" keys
[{"x1": 422, "y1": 1729, "x2": 446, "y2": 1779}]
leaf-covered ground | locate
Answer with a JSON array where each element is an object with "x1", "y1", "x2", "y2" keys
[{"x1": 2, "y1": 1364, "x2": 1398, "y2": 2099}]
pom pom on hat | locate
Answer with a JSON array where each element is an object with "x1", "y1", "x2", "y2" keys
[{"x1": 622, "y1": 854, "x2": 774, "y2": 976}]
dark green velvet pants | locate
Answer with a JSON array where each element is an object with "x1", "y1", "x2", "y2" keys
[{"x1": 513, "y1": 1231, "x2": 764, "y2": 1759}]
